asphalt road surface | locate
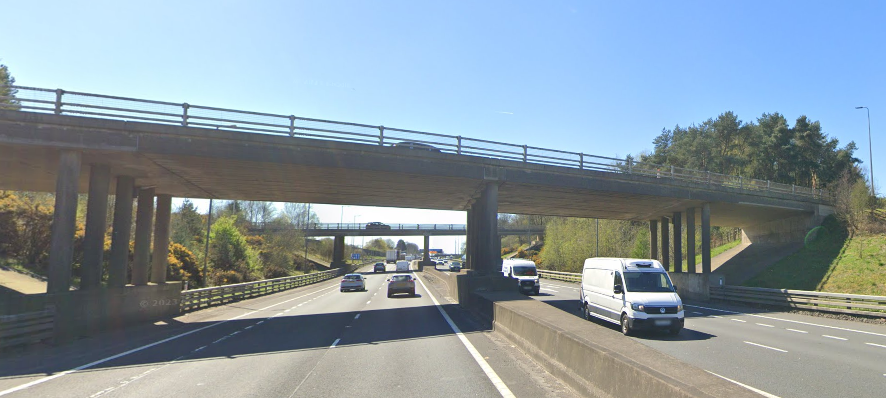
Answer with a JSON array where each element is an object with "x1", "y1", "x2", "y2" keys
[
  {"x1": 534, "y1": 279, "x2": 886, "y2": 398},
  {"x1": 0, "y1": 265, "x2": 578, "y2": 398}
]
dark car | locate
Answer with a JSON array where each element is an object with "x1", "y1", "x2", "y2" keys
[
  {"x1": 448, "y1": 261, "x2": 462, "y2": 272},
  {"x1": 373, "y1": 262, "x2": 386, "y2": 273},
  {"x1": 393, "y1": 141, "x2": 441, "y2": 152},
  {"x1": 387, "y1": 274, "x2": 416, "y2": 297},
  {"x1": 365, "y1": 221, "x2": 391, "y2": 230}
]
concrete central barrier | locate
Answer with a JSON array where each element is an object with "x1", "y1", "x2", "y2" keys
[{"x1": 467, "y1": 290, "x2": 758, "y2": 398}]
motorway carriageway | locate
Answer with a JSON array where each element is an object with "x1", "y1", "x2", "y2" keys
[
  {"x1": 0, "y1": 265, "x2": 578, "y2": 398},
  {"x1": 536, "y1": 280, "x2": 886, "y2": 398}
]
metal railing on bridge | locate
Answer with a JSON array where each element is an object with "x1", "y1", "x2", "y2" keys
[{"x1": 1, "y1": 85, "x2": 831, "y2": 203}]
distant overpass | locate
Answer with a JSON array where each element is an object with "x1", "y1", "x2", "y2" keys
[{"x1": 247, "y1": 223, "x2": 546, "y2": 237}]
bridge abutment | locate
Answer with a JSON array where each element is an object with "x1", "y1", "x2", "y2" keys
[
  {"x1": 660, "y1": 216, "x2": 670, "y2": 270},
  {"x1": 686, "y1": 207, "x2": 696, "y2": 273},
  {"x1": 649, "y1": 219, "x2": 658, "y2": 261},
  {"x1": 81, "y1": 164, "x2": 111, "y2": 290},
  {"x1": 331, "y1": 235, "x2": 346, "y2": 267},
  {"x1": 673, "y1": 211, "x2": 682, "y2": 273},
  {"x1": 701, "y1": 203, "x2": 712, "y2": 274}
]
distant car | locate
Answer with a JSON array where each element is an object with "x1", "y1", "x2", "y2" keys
[
  {"x1": 448, "y1": 261, "x2": 462, "y2": 272},
  {"x1": 365, "y1": 221, "x2": 391, "y2": 230},
  {"x1": 393, "y1": 141, "x2": 441, "y2": 152},
  {"x1": 395, "y1": 260, "x2": 410, "y2": 272},
  {"x1": 373, "y1": 262, "x2": 386, "y2": 273},
  {"x1": 340, "y1": 274, "x2": 366, "y2": 292},
  {"x1": 436, "y1": 260, "x2": 445, "y2": 267},
  {"x1": 387, "y1": 274, "x2": 416, "y2": 297}
]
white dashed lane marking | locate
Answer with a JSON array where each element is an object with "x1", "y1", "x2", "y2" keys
[
  {"x1": 867, "y1": 342, "x2": 886, "y2": 349},
  {"x1": 756, "y1": 323, "x2": 774, "y2": 328},
  {"x1": 744, "y1": 341, "x2": 788, "y2": 353},
  {"x1": 787, "y1": 328, "x2": 807, "y2": 334},
  {"x1": 731, "y1": 319, "x2": 747, "y2": 323},
  {"x1": 823, "y1": 335, "x2": 847, "y2": 341}
]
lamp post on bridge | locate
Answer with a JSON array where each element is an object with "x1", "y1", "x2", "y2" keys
[{"x1": 856, "y1": 106, "x2": 875, "y2": 196}]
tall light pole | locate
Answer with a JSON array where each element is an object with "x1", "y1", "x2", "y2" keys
[{"x1": 856, "y1": 106, "x2": 875, "y2": 196}]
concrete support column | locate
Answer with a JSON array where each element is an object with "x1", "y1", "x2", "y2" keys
[
  {"x1": 131, "y1": 188, "x2": 155, "y2": 286},
  {"x1": 660, "y1": 217, "x2": 670, "y2": 270},
  {"x1": 80, "y1": 164, "x2": 111, "y2": 290},
  {"x1": 701, "y1": 203, "x2": 712, "y2": 274},
  {"x1": 465, "y1": 209, "x2": 474, "y2": 269},
  {"x1": 108, "y1": 176, "x2": 135, "y2": 287},
  {"x1": 673, "y1": 212, "x2": 683, "y2": 273},
  {"x1": 151, "y1": 194, "x2": 172, "y2": 283},
  {"x1": 47, "y1": 151, "x2": 82, "y2": 294},
  {"x1": 686, "y1": 208, "x2": 696, "y2": 274},
  {"x1": 478, "y1": 183, "x2": 500, "y2": 276},
  {"x1": 331, "y1": 235, "x2": 346, "y2": 267},
  {"x1": 649, "y1": 220, "x2": 658, "y2": 261},
  {"x1": 423, "y1": 235, "x2": 431, "y2": 263}
]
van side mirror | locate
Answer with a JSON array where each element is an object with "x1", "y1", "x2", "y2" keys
[
  {"x1": 672, "y1": 284, "x2": 678, "y2": 291},
  {"x1": 613, "y1": 285, "x2": 623, "y2": 294}
]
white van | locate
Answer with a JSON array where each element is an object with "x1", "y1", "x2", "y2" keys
[
  {"x1": 579, "y1": 258, "x2": 683, "y2": 335},
  {"x1": 502, "y1": 259, "x2": 540, "y2": 295},
  {"x1": 395, "y1": 260, "x2": 410, "y2": 272}
]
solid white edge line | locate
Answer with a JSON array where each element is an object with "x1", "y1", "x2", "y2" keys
[
  {"x1": 0, "y1": 283, "x2": 340, "y2": 397},
  {"x1": 413, "y1": 273, "x2": 515, "y2": 398},
  {"x1": 706, "y1": 371, "x2": 781, "y2": 398},
  {"x1": 686, "y1": 304, "x2": 886, "y2": 338},
  {"x1": 744, "y1": 341, "x2": 788, "y2": 353}
]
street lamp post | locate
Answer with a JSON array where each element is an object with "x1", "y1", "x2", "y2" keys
[{"x1": 856, "y1": 106, "x2": 875, "y2": 196}]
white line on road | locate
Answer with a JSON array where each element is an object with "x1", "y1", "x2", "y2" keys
[
  {"x1": 539, "y1": 288, "x2": 559, "y2": 293},
  {"x1": 731, "y1": 319, "x2": 747, "y2": 323},
  {"x1": 354, "y1": 314, "x2": 360, "y2": 320},
  {"x1": 756, "y1": 323, "x2": 775, "y2": 328},
  {"x1": 330, "y1": 338, "x2": 341, "y2": 348},
  {"x1": 786, "y1": 328, "x2": 807, "y2": 334},
  {"x1": 866, "y1": 342, "x2": 886, "y2": 349},
  {"x1": 691, "y1": 311, "x2": 704, "y2": 315},
  {"x1": 744, "y1": 341, "x2": 788, "y2": 353},
  {"x1": 706, "y1": 371, "x2": 781, "y2": 398},
  {"x1": 366, "y1": 301, "x2": 371, "y2": 304},
  {"x1": 823, "y1": 335, "x2": 848, "y2": 341},
  {"x1": 687, "y1": 304, "x2": 886, "y2": 338},
  {"x1": 413, "y1": 274, "x2": 515, "y2": 398},
  {"x1": 0, "y1": 283, "x2": 340, "y2": 397}
]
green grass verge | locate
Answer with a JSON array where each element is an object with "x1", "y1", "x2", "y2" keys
[
  {"x1": 743, "y1": 229, "x2": 886, "y2": 295},
  {"x1": 667, "y1": 239, "x2": 742, "y2": 272}
]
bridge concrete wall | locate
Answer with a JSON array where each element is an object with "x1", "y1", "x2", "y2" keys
[
  {"x1": 741, "y1": 204, "x2": 834, "y2": 246},
  {"x1": 668, "y1": 273, "x2": 711, "y2": 302},
  {"x1": 467, "y1": 290, "x2": 758, "y2": 398},
  {"x1": 0, "y1": 283, "x2": 181, "y2": 343}
]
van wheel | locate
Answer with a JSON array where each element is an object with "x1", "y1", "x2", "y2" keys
[
  {"x1": 620, "y1": 314, "x2": 632, "y2": 336},
  {"x1": 670, "y1": 325, "x2": 682, "y2": 335},
  {"x1": 583, "y1": 304, "x2": 591, "y2": 321}
]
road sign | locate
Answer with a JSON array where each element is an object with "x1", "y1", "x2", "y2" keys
[{"x1": 351, "y1": 253, "x2": 361, "y2": 260}]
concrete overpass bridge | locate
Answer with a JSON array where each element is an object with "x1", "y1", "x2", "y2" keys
[{"x1": 0, "y1": 86, "x2": 832, "y2": 334}]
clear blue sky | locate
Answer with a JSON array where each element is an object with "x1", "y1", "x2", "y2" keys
[{"x1": 4, "y1": 1, "x2": 884, "y2": 250}]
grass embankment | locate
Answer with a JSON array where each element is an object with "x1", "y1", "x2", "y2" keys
[
  {"x1": 744, "y1": 225, "x2": 886, "y2": 295},
  {"x1": 667, "y1": 239, "x2": 741, "y2": 272}
]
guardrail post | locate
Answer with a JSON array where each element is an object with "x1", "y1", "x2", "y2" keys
[
  {"x1": 54, "y1": 89, "x2": 64, "y2": 115},
  {"x1": 289, "y1": 115, "x2": 296, "y2": 136},
  {"x1": 378, "y1": 126, "x2": 384, "y2": 146},
  {"x1": 792, "y1": 184, "x2": 795, "y2": 194},
  {"x1": 182, "y1": 103, "x2": 190, "y2": 126},
  {"x1": 767, "y1": 180, "x2": 770, "y2": 191},
  {"x1": 457, "y1": 136, "x2": 462, "y2": 154},
  {"x1": 579, "y1": 153, "x2": 584, "y2": 170},
  {"x1": 522, "y1": 145, "x2": 528, "y2": 162},
  {"x1": 707, "y1": 171, "x2": 711, "y2": 185},
  {"x1": 670, "y1": 165, "x2": 675, "y2": 178},
  {"x1": 739, "y1": 176, "x2": 743, "y2": 189},
  {"x1": 627, "y1": 158, "x2": 633, "y2": 174}
]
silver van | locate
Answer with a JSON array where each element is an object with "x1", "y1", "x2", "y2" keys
[{"x1": 579, "y1": 258, "x2": 684, "y2": 335}]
